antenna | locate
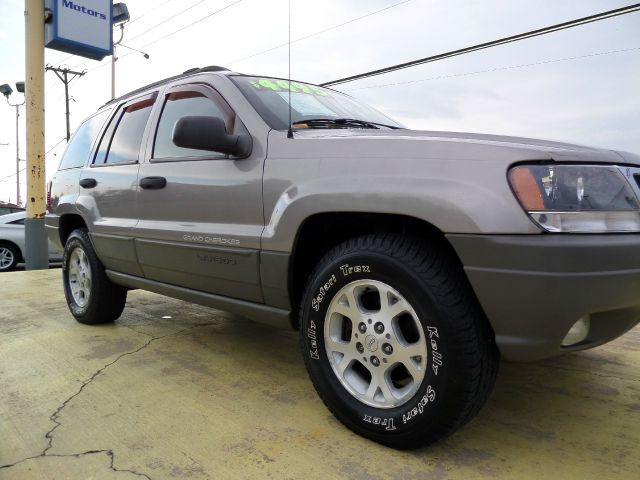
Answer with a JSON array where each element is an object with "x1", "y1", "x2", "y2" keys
[{"x1": 286, "y1": 0, "x2": 293, "y2": 139}]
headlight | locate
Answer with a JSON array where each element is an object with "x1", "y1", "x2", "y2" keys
[{"x1": 508, "y1": 164, "x2": 640, "y2": 232}]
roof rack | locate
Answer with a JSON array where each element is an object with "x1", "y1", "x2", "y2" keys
[
  {"x1": 184, "y1": 66, "x2": 229, "y2": 74},
  {"x1": 101, "y1": 66, "x2": 231, "y2": 108}
]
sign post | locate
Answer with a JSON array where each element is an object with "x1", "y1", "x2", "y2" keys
[
  {"x1": 24, "y1": 0, "x2": 48, "y2": 270},
  {"x1": 22, "y1": 1, "x2": 117, "y2": 269}
]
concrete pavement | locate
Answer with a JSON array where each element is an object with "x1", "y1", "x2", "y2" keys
[{"x1": 1, "y1": 269, "x2": 639, "y2": 479}]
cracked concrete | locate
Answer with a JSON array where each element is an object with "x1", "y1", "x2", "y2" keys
[
  {"x1": 1, "y1": 269, "x2": 639, "y2": 479},
  {"x1": 1, "y1": 450, "x2": 150, "y2": 479}
]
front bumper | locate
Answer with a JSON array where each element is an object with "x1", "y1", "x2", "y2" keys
[{"x1": 447, "y1": 234, "x2": 640, "y2": 362}]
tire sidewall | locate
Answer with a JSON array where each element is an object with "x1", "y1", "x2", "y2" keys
[
  {"x1": 62, "y1": 231, "x2": 92, "y2": 318},
  {"x1": 301, "y1": 250, "x2": 457, "y2": 441}
]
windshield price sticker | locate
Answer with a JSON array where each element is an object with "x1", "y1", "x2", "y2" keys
[{"x1": 250, "y1": 79, "x2": 329, "y2": 96}]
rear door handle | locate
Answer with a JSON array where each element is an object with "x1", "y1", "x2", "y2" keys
[
  {"x1": 139, "y1": 176, "x2": 167, "y2": 190},
  {"x1": 79, "y1": 178, "x2": 97, "y2": 189}
]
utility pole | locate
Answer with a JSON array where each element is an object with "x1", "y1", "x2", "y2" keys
[
  {"x1": 15, "y1": 103, "x2": 21, "y2": 205},
  {"x1": 24, "y1": 0, "x2": 48, "y2": 270},
  {"x1": 8, "y1": 99, "x2": 24, "y2": 206},
  {"x1": 45, "y1": 65, "x2": 85, "y2": 141}
]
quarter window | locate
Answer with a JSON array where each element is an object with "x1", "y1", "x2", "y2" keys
[
  {"x1": 153, "y1": 91, "x2": 227, "y2": 159},
  {"x1": 58, "y1": 109, "x2": 110, "y2": 170}
]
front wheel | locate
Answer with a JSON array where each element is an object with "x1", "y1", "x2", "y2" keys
[
  {"x1": 299, "y1": 234, "x2": 499, "y2": 449},
  {"x1": 62, "y1": 228, "x2": 127, "y2": 324}
]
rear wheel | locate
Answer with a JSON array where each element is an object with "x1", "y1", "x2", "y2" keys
[
  {"x1": 62, "y1": 228, "x2": 127, "y2": 324},
  {"x1": 299, "y1": 233, "x2": 499, "y2": 449},
  {"x1": 0, "y1": 243, "x2": 20, "y2": 272}
]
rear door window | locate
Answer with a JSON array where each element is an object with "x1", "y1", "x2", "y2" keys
[{"x1": 94, "y1": 95, "x2": 156, "y2": 165}]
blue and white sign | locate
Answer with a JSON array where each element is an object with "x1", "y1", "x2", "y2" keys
[{"x1": 45, "y1": 0, "x2": 113, "y2": 61}]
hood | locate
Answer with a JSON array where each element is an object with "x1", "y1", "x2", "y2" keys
[{"x1": 289, "y1": 128, "x2": 631, "y2": 164}]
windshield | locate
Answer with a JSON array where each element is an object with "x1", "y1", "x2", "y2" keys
[{"x1": 231, "y1": 75, "x2": 403, "y2": 130}]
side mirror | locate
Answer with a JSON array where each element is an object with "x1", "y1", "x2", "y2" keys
[{"x1": 172, "y1": 116, "x2": 251, "y2": 157}]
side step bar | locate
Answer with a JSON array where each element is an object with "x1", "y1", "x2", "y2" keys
[{"x1": 106, "y1": 270, "x2": 292, "y2": 329}]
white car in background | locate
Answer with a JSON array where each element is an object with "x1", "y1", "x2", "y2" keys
[{"x1": 0, "y1": 212, "x2": 62, "y2": 272}]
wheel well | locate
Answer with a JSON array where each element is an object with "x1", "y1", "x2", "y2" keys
[
  {"x1": 59, "y1": 214, "x2": 87, "y2": 247},
  {"x1": 0, "y1": 240, "x2": 23, "y2": 262},
  {"x1": 288, "y1": 212, "x2": 461, "y2": 328}
]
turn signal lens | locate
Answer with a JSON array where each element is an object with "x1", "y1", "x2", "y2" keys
[{"x1": 509, "y1": 167, "x2": 546, "y2": 210}]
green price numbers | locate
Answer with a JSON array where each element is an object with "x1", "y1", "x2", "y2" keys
[{"x1": 249, "y1": 78, "x2": 328, "y2": 96}]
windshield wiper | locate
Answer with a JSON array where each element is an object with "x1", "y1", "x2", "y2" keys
[{"x1": 292, "y1": 118, "x2": 399, "y2": 130}]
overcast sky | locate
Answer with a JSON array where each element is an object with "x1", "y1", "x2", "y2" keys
[{"x1": 0, "y1": 0, "x2": 638, "y2": 205}]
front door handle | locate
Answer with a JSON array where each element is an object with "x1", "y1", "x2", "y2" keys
[
  {"x1": 79, "y1": 178, "x2": 97, "y2": 189},
  {"x1": 139, "y1": 176, "x2": 167, "y2": 190}
]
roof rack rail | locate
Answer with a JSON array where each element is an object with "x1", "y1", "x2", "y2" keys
[
  {"x1": 102, "y1": 66, "x2": 231, "y2": 108},
  {"x1": 198, "y1": 66, "x2": 229, "y2": 72},
  {"x1": 182, "y1": 66, "x2": 229, "y2": 74}
]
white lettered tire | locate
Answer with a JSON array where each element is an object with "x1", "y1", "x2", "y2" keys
[
  {"x1": 299, "y1": 234, "x2": 499, "y2": 449},
  {"x1": 62, "y1": 228, "x2": 127, "y2": 324}
]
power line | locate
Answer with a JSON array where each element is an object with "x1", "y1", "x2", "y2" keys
[
  {"x1": 46, "y1": 137, "x2": 67, "y2": 155},
  {"x1": 78, "y1": 0, "x2": 405, "y2": 79},
  {"x1": 69, "y1": 0, "x2": 212, "y2": 71},
  {"x1": 80, "y1": 0, "x2": 244, "y2": 77},
  {"x1": 0, "y1": 167, "x2": 25, "y2": 183},
  {"x1": 137, "y1": 0, "x2": 244, "y2": 50},
  {"x1": 321, "y1": 3, "x2": 640, "y2": 86},
  {"x1": 126, "y1": 0, "x2": 212, "y2": 43},
  {"x1": 0, "y1": 137, "x2": 66, "y2": 183},
  {"x1": 342, "y1": 47, "x2": 640, "y2": 91},
  {"x1": 227, "y1": 0, "x2": 412, "y2": 65},
  {"x1": 127, "y1": 0, "x2": 176, "y2": 26}
]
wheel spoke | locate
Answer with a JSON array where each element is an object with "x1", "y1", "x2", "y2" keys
[
  {"x1": 332, "y1": 300, "x2": 357, "y2": 319},
  {"x1": 364, "y1": 367, "x2": 394, "y2": 404},
  {"x1": 375, "y1": 368, "x2": 395, "y2": 403},
  {"x1": 331, "y1": 284, "x2": 363, "y2": 321},
  {"x1": 364, "y1": 375, "x2": 380, "y2": 402},
  {"x1": 334, "y1": 351, "x2": 358, "y2": 378},
  {"x1": 345, "y1": 285, "x2": 362, "y2": 315},
  {"x1": 385, "y1": 299, "x2": 410, "y2": 318},
  {"x1": 403, "y1": 357, "x2": 423, "y2": 381},
  {"x1": 397, "y1": 342, "x2": 425, "y2": 361},
  {"x1": 379, "y1": 284, "x2": 409, "y2": 318},
  {"x1": 325, "y1": 337, "x2": 351, "y2": 356}
]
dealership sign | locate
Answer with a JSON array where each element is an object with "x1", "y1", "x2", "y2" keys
[{"x1": 45, "y1": 0, "x2": 113, "y2": 60}]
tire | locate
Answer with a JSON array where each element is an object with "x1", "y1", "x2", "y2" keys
[
  {"x1": 299, "y1": 233, "x2": 499, "y2": 449},
  {"x1": 62, "y1": 228, "x2": 127, "y2": 324},
  {"x1": 0, "y1": 243, "x2": 20, "y2": 272}
]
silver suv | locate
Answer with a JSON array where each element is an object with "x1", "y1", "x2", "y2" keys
[{"x1": 47, "y1": 66, "x2": 640, "y2": 449}]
